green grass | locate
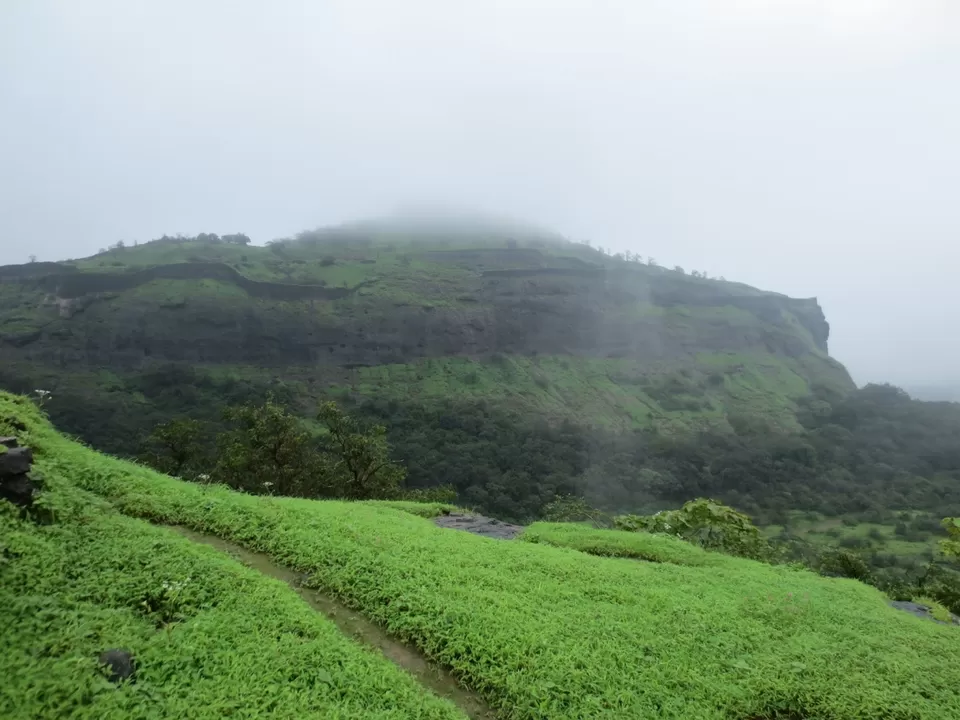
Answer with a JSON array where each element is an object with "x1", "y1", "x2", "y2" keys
[
  {"x1": 912, "y1": 596, "x2": 953, "y2": 623},
  {"x1": 348, "y1": 353, "x2": 812, "y2": 432},
  {"x1": 361, "y1": 499, "x2": 459, "y2": 518},
  {"x1": 0, "y1": 473, "x2": 464, "y2": 718},
  {"x1": 519, "y1": 522, "x2": 726, "y2": 567},
  {"x1": 6, "y1": 392, "x2": 960, "y2": 719}
]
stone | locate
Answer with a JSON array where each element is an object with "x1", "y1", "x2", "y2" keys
[
  {"x1": 0, "y1": 446, "x2": 33, "y2": 476},
  {"x1": 98, "y1": 649, "x2": 137, "y2": 683},
  {"x1": 0, "y1": 473, "x2": 38, "y2": 508},
  {"x1": 888, "y1": 600, "x2": 960, "y2": 625},
  {"x1": 0, "y1": 437, "x2": 17, "y2": 449},
  {"x1": 434, "y1": 512, "x2": 525, "y2": 540}
]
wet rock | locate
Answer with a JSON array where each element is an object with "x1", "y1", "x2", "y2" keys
[
  {"x1": 0, "y1": 444, "x2": 39, "y2": 510},
  {"x1": 888, "y1": 601, "x2": 960, "y2": 625},
  {"x1": 0, "y1": 473, "x2": 39, "y2": 508},
  {"x1": 98, "y1": 649, "x2": 137, "y2": 683},
  {"x1": 0, "y1": 446, "x2": 33, "y2": 475},
  {"x1": 0, "y1": 436, "x2": 18, "y2": 449},
  {"x1": 434, "y1": 512, "x2": 524, "y2": 540}
]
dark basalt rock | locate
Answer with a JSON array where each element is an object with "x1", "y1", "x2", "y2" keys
[
  {"x1": 888, "y1": 600, "x2": 960, "y2": 625},
  {"x1": 0, "y1": 446, "x2": 33, "y2": 475},
  {"x1": 0, "y1": 444, "x2": 40, "y2": 510},
  {"x1": 434, "y1": 512, "x2": 524, "y2": 540},
  {"x1": 98, "y1": 649, "x2": 137, "y2": 683},
  {"x1": 0, "y1": 473, "x2": 39, "y2": 508}
]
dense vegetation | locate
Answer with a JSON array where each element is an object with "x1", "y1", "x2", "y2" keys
[
  {"x1": 121, "y1": 379, "x2": 960, "y2": 533},
  {"x1": 4, "y1": 223, "x2": 960, "y2": 607},
  {"x1": 6, "y1": 393, "x2": 960, "y2": 719},
  {"x1": 138, "y1": 398, "x2": 443, "y2": 504}
]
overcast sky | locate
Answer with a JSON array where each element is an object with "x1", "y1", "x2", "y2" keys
[{"x1": 2, "y1": 0, "x2": 958, "y2": 388}]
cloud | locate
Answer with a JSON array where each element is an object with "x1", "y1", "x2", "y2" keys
[{"x1": 1, "y1": 0, "x2": 958, "y2": 387}]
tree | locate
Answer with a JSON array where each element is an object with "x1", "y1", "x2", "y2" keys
[
  {"x1": 214, "y1": 400, "x2": 322, "y2": 496},
  {"x1": 28, "y1": 255, "x2": 37, "y2": 263},
  {"x1": 140, "y1": 418, "x2": 206, "y2": 478},
  {"x1": 940, "y1": 518, "x2": 960, "y2": 559},
  {"x1": 673, "y1": 265, "x2": 684, "y2": 274},
  {"x1": 222, "y1": 233, "x2": 251, "y2": 246},
  {"x1": 317, "y1": 400, "x2": 406, "y2": 499},
  {"x1": 541, "y1": 494, "x2": 609, "y2": 526}
]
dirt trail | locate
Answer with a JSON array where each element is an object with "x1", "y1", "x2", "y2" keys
[
  {"x1": 170, "y1": 526, "x2": 497, "y2": 720},
  {"x1": 433, "y1": 512, "x2": 524, "y2": 540}
]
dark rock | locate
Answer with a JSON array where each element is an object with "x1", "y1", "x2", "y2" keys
[
  {"x1": 0, "y1": 473, "x2": 38, "y2": 508},
  {"x1": 0, "y1": 446, "x2": 33, "y2": 475},
  {"x1": 888, "y1": 600, "x2": 960, "y2": 625},
  {"x1": 434, "y1": 512, "x2": 524, "y2": 540},
  {"x1": 0, "y1": 437, "x2": 17, "y2": 448},
  {"x1": 98, "y1": 649, "x2": 137, "y2": 683}
]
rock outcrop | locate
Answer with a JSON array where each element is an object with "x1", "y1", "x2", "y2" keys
[
  {"x1": 98, "y1": 649, "x2": 137, "y2": 683},
  {"x1": 0, "y1": 436, "x2": 40, "y2": 509}
]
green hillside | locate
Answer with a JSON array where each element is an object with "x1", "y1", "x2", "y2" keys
[
  {"x1": 4, "y1": 393, "x2": 960, "y2": 719},
  {"x1": 0, "y1": 224, "x2": 851, "y2": 451}
]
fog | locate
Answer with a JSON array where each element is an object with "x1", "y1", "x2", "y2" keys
[{"x1": 2, "y1": 0, "x2": 958, "y2": 388}]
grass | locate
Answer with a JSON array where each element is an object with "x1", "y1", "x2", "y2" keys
[
  {"x1": 519, "y1": 522, "x2": 726, "y2": 567},
  {"x1": 912, "y1": 596, "x2": 953, "y2": 623},
  {"x1": 5, "y1": 392, "x2": 960, "y2": 719},
  {"x1": 361, "y1": 499, "x2": 459, "y2": 518},
  {"x1": 347, "y1": 352, "x2": 813, "y2": 433},
  {"x1": 0, "y1": 474, "x2": 464, "y2": 718}
]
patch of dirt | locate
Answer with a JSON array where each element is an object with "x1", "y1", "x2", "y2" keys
[{"x1": 434, "y1": 512, "x2": 525, "y2": 540}]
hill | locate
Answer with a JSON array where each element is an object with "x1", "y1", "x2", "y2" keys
[
  {"x1": 0, "y1": 222, "x2": 850, "y2": 446},
  {"x1": 4, "y1": 392, "x2": 960, "y2": 719}
]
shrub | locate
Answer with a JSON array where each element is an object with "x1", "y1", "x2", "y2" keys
[
  {"x1": 541, "y1": 494, "x2": 609, "y2": 526},
  {"x1": 614, "y1": 498, "x2": 771, "y2": 560},
  {"x1": 817, "y1": 548, "x2": 872, "y2": 581}
]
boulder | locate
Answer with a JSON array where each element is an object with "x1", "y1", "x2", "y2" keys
[
  {"x1": 98, "y1": 649, "x2": 137, "y2": 683},
  {"x1": 0, "y1": 473, "x2": 38, "y2": 508},
  {"x1": 0, "y1": 436, "x2": 17, "y2": 448},
  {"x1": 0, "y1": 446, "x2": 33, "y2": 475},
  {"x1": 0, "y1": 445, "x2": 38, "y2": 509}
]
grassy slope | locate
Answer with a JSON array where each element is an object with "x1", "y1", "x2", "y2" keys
[
  {"x1": 0, "y1": 468, "x2": 463, "y2": 715},
  {"x1": 5, "y1": 393, "x2": 959, "y2": 720},
  {"x1": 519, "y1": 522, "x2": 728, "y2": 566},
  {"x1": 0, "y1": 232, "x2": 853, "y2": 439}
]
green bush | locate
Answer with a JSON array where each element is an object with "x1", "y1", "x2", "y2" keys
[
  {"x1": 615, "y1": 498, "x2": 772, "y2": 560},
  {"x1": 817, "y1": 548, "x2": 872, "y2": 581}
]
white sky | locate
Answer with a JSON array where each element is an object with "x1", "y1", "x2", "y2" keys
[{"x1": 1, "y1": 0, "x2": 958, "y2": 387}]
